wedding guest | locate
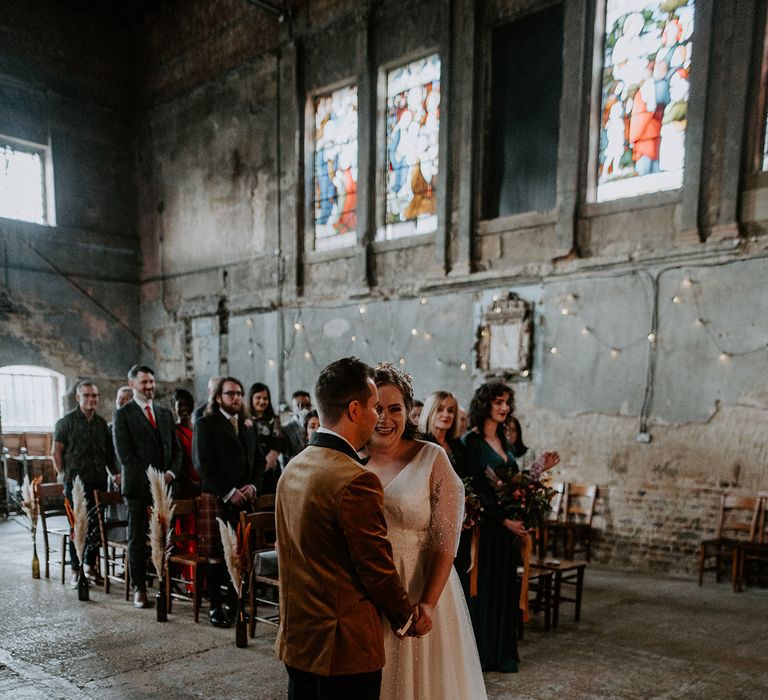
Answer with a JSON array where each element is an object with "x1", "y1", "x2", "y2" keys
[
  {"x1": 192, "y1": 376, "x2": 220, "y2": 425},
  {"x1": 460, "y1": 381, "x2": 522, "y2": 672},
  {"x1": 173, "y1": 388, "x2": 199, "y2": 497},
  {"x1": 418, "y1": 391, "x2": 467, "y2": 477},
  {"x1": 303, "y1": 409, "x2": 320, "y2": 443},
  {"x1": 408, "y1": 399, "x2": 424, "y2": 426},
  {"x1": 365, "y1": 364, "x2": 486, "y2": 699},
  {"x1": 193, "y1": 376, "x2": 257, "y2": 627},
  {"x1": 457, "y1": 406, "x2": 469, "y2": 436},
  {"x1": 53, "y1": 380, "x2": 115, "y2": 587},
  {"x1": 113, "y1": 365, "x2": 181, "y2": 609},
  {"x1": 281, "y1": 390, "x2": 312, "y2": 465},
  {"x1": 246, "y1": 382, "x2": 285, "y2": 494},
  {"x1": 106, "y1": 385, "x2": 132, "y2": 542}
]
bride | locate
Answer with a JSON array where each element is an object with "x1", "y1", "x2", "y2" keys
[{"x1": 364, "y1": 363, "x2": 487, "y2": 700}]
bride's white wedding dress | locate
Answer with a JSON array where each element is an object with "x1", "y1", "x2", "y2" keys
[{"x1": 377, "y1": 441, "x2": 487, "y2": 700}]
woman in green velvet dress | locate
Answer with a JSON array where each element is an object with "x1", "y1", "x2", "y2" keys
[{"x1": 460, "y1": 381, "x2": 526, "y2": 673}]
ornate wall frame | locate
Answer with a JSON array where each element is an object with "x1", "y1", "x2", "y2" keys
[{"x1": 475, "y1": 293, "x2": 533, "y2": 379}]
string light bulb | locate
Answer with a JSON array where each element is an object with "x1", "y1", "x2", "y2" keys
[
  {"x1": 521, "y1": 369, "x2": 530, "y2": 377},
  {"x1": 359, "y1": 304, "x2": 368, "y2": 314},
  {"x1": 550, "y1": 346, "x2": 559, "y2": 355},
  {"x1": 460, "y1": 362, "x2": 468, "y2": 371},
  {"x1": 399, "y1": 357, "x2": 406, "y2": 367},
  {"x1": 294, "y1": 322, "x2": 303, "y2": 331},
  {"x1": 581, "y1": 327, "x2": 591, "y2": 336},
  {"x1": 719, "y1": 352, "x2": 730, "y2": 362},
  {"x1": 561, "y1": 308, "x2": 570, "y2": 316},
  {"x1": 245, "y1": 318, "x2": 254, "y2": 327},
  {"x1": 424, "y1": 331, "x2": 432, "y2": 340},
  {"x1": 351, "y1": 335, "x2": 357, "y2": 342},
  {"x1": 610, "y1": 347, "x2": 620, "y2": 358},
  {"x1": 304, "y1": 351, "x2": 312, "y2": 360},
  {"x1": 694, "y1": 318, "x2": 705, "y2": 327},
  {"x1": 682, "y1": 277, "x2": 693, "y2": 288},
  {"x1": 411, "y1": 328, "x2": 418, "y2": 336},
  {"x1": 672, "y1": 295, "x2": 682, "y2": 304},
  {"x1": 647, "y1": 332, "x2": 656, "y2": 343},
  {"x1": 267, "y1": 358, "x2": 275, "y2": 367},
  {"x1": 492, "y1": 294, "x2": 499, "y2": 302},
  {"x1": 420, "y1": 297, "x2": 427, "y2": 305}
]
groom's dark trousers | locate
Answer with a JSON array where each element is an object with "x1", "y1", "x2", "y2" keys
[{"x1": 286, "y1": 666, "x2": 381, "y2": 700}]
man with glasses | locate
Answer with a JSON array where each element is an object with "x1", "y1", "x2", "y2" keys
[
  {"x1": 53, "y1": 380, "x2": 116, "y2": 588},
  {"x1": 113, "y1": 365, "x2": 181, "y2": 609},
  {"x1": 193, "y1": 376, "x2": 256, "y2": 626}
]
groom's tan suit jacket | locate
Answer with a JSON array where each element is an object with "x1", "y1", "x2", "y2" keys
[{"x1": 275, "y1": 431, "x2": 412, "y2": 676}]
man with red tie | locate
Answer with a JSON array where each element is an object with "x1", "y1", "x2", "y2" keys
[{"x1": 113, "y1": 364, "x2": 181, "y2": 609}]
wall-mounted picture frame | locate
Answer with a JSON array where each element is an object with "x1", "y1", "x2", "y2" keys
[{"x1": 475, "y1": 293, "x2": 533, "y2": 379}]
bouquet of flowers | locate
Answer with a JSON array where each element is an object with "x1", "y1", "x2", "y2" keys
[
  {"x1": 485, "y1": 464, "x2": 556, "y2": 530},
  {"x1": 461, "y1": 477, "x2": 483, "y2": 530}
]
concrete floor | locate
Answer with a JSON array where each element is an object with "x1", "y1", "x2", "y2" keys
[{"x1": 1, "y1": 515, "x2": 767, "y2": 700}]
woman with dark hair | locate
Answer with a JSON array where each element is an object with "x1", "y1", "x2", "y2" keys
[
  {"x1": 246, "y1": 382, "x2": 285, "y2": 494},
  {"x1": 302, "y1": 409, "x2": 320, "y2": 443},
  {"x1": 364, "y1": 363, "x2": 486, "y2": 699},
  {"x1": 461, "y1": 381, "x2": 522, "y2": 673},
  {"x1": 173, "y1": 388, "x2": 199, "y2": 497}
]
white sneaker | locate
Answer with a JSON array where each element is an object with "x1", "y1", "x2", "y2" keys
[{"x1": 70, "y1": 572, "x2": 80, "y2": 589}]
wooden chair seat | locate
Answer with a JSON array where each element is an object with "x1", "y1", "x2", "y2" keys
[
  {"x1": 517, "y1": 566, "x2": 553, "y2": 639},
  {"x1": 35, "y1": 482, "x2": 70, "y2": 583},
  {"x1": 532, "y1": 559, "x2": 587, "y2": 628},
  {"x1": 94, "y1": 491, "x2": 130, "y2": 598},
  {"x1": 698, "y1": 494, "x2": 760, "y2": 586},
  {"x1": 241, "y1": 511, "x2": 279, "y2": 636},
  {"x1": 165, "y1": 499, "x2": 206, "y2": 623}
]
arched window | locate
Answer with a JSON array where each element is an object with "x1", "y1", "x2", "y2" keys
[{"x1": 0, "y1": 365, "x2": 66, "y2": 431}]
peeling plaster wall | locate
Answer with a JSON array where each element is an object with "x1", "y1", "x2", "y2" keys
[
  {"x1": 0, "y1": 0, "x2": 141, "y2": 422},
  {"x1": 131, "y1": 0, "x2": 768, "y2": 575}
]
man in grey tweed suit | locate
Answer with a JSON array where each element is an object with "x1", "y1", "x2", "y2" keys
[{"x1": 113, "y1": 364, "x2": 181, "y2": 608}]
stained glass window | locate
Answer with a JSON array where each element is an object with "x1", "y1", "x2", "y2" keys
[
  {"x1": 313, "y1": 85, "x2": 358, "y2": 251},
  {"x1": 383, "y1": 54, "x2": 440, "y2": 240},
  {"x1": 596, "y1": 1, "x2": 695, "y2": 202}
]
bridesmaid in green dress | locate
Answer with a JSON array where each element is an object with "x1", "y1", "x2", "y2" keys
[{"x1": 461, "y1": 381, "x2": 526, "y2": 673}]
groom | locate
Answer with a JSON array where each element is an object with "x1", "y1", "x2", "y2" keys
[{"x1": 275, "y1": 357, "x2": 429, "y2": 699}]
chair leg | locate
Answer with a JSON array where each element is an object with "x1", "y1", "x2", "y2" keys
[
  {"x1": 552, "y1": 571, "x2": 562, "y2": 629},
  {"x1": 166, "y1": 569, "x2": 173, "y2": 614},
  {"x1": 193, "y1": 564, "x2": 200, "y2": 623},
  {"x1": 543, "y1": 576, "x2": 551, "y2": 631},
  {"x1": 574, "y1": 568, "x2": 585, "y2": 622},
  {"x1": 249, "y1": 574, "x2": 256, "y2": 638},
  {"x1": 697, "y1": 544, "x2": 706, "y2": 586}
]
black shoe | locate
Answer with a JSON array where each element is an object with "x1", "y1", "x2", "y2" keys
[{"x1": 209, "y1": 607, "x2": 234, "y2": 628}]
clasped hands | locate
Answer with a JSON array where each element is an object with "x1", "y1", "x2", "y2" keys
[
  {"x1": 395, "y1": 602, "x2": 433, "y2": 639},
  {"x1": 229, "y1": 483, "x2": 258, "y2": 507}
]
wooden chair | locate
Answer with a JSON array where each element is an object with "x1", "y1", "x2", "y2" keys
[
  {"x1": 517, "y1": 566, "x2": 553, "y2": 639},
  {"x1": 240, "y1": 510, "x2": 278, "y2": 637},
  {"x1": 94, "y1": 490, "x2": 130, "y2": 598},
  {"x1": 698, "y1": 494, "x2": 760, "y2": 586},
  {"x1": 533, "y1": 559, "x2": 587, "y2": 628},
  {"x1": 165, "y1": 499, "x2": 207, "y2": 622},
  {"x1": 732, "y1": 493, "x2": 768, "y2": 592},
  {"x1": 1, "y1": 433, "x2": 25, "y2": 453},
  {"x1": 24, "y1": 432, "x2": 52, "y2": 456},
  {"x1": 559, "y1": 484, "x2": 598, "y2": 561},
  {"x1": 35, "y1": 482, "x2": 70, "y2": 583}
]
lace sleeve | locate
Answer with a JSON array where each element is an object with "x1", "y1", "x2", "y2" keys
[{"x1": 428, "y1": 445, "x2": 465, "y2": 556}]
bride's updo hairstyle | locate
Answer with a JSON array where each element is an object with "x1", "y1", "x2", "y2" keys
[{"x1": 373, "y1": 362, "x2": 419, "y2": 440}]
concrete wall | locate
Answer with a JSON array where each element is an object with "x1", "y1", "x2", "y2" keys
[{"x1": 0, "y1": 0, "x2": 141, "y2": 422}]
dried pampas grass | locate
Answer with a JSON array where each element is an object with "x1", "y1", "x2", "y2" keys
[
  {"x1": 147, "y1": 467, "x2": 175, "y2": 581},
  {"x1": 71, "y1": 476, "x2": 88, "y2": 564},
  {"x1": 216, "y1": 518, "x2": 251, "y2": 597},
  {"x1": 20, "y1": 474, "x2": 42, "y2": 534}
]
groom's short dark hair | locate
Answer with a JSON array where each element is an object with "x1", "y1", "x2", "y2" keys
[{"x1": 315, "y1": 357, "x2": 374, "y2": 424}]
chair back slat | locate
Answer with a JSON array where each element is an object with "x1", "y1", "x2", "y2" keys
[
  {"x1": 240, "y1": 511, "x2": 277, "y2": 550},
  {"x1": 36, "y1": 482, "x2": 68, "y2": 524},
  {"x1": 716, "y1": 494, "x2": 760, "y2": 541},
  {"x1": 546, "y1": 482, "x2": 565, "y2": 523},
  {"x1": 564, "y1": 484, "x2": 597, "y2": 525},
  {"x1": 255, "y1": 494, "x2": 276, "y2": 511}
]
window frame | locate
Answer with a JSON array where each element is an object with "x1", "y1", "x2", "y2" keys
[
  {"x1": 0, "y1": 133, "x2": 56, "y2": 227},
  {"x1": 0, "y1": 365, "x2": 65, "y2": 432}
]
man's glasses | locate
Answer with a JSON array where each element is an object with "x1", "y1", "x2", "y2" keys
[
  {"x1": 80, "y1": 393, "x2": 99, "y2": 398},
  {"x1": 222, "y1": 391, "x2": 244, "y2": 397}
]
